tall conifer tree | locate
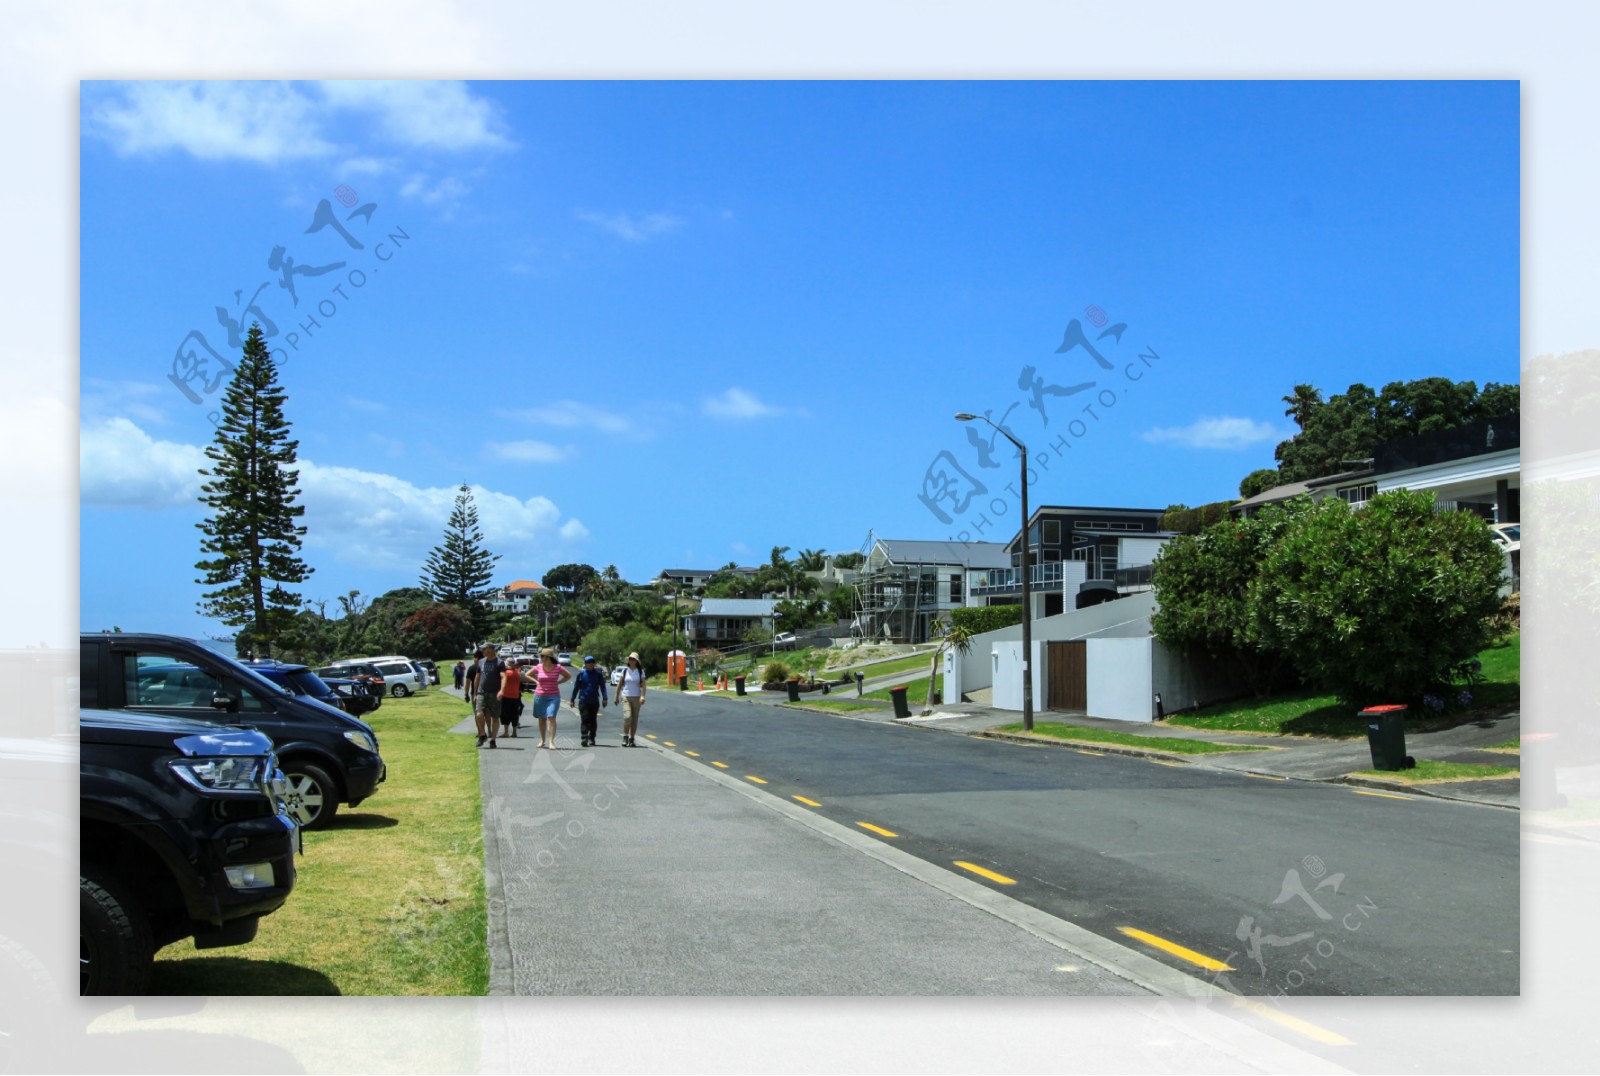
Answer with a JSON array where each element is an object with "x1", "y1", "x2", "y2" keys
[
  {"x1": 422, "y1": 484, "x2": 500, "y2": 635},
  {"x1": 195, "y1": 323, "x2": 312, "y2": 655}
]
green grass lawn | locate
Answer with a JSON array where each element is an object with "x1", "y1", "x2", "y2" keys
[
  {"x1": 845, "y1": 651, "x2": 943, "y2": 680},
  {"x1": 863, "y1": 673, "x2": 943, "y2": 703},
  {"x1": 1353, "y1": 759, "x2": 1519, "y2": 783},
  {"x1": 1167, "y1": 635, "x2": 1520, "y2": 739},
  {"x1": 149, "y1": 690, "x2": 487, "y2": 995},
  {"x1": 794, "y1": 698, "x2": 887, "y2": 712},
  {"x1": 1484, "y1": 738, "x2": 1521, "y2": 751},
  {"x1": 997, "y1": 722, "x2": 1269, "y2": 754}
]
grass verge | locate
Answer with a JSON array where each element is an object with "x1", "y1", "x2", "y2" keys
[
  {"x1": 996, "y1": 722, "x2": 1269, "y2": 754},
  {"x1": 864, "y1": 674, "x2": 943, "y2": 703},
  {"x1": 790, "y1": 698, "x2": 886, "y2": 712},
  {"x1": 1352, "y1": 760, "x2": 1519, "y2": 783},
  {"x1": 1167, "y1": 635, "x2": 1520, "y2": 739},
  {"x1": 149, "y1": 690, "x2": 487, "y2": 995},
  {"x1": 1483, "y1": 738, "x2": 1520, "y2": 752}
]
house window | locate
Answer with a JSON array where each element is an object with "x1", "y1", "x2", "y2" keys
[{"x1": 1043, "y1": 520, "x2": 1061, "y2": 545}]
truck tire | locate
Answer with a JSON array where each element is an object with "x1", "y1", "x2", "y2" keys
[
  {"x1": 80, "y1": 869, "x2": 153, "y2": 995},
  {"x1": 281, "y1": 760, "x2": 340, "y2": 830}
]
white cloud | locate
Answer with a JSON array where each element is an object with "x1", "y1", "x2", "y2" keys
[
  {"x1": 80, "y1": 419, "x2": 585, "y2": 568},
  {"x1": 316, "y1": 80, "x2": 511, "y2": 152},
  {"x1": 575, "y1": 209, "x2": 683, "y2": 242},
  {"x1": 341, "y1": 155, "x2": 396, "y2": 176},
  {"x1": 1140, "y1": 417, "x2": 1284, "y2": 450},
  {"x1": 702, "y1": 387, "x2": 787, "y2": 421},
  {"x1": 486, "y1": 439, "x2": 571, "y2": 464},
  {"x1": 80, "y1": 417, "x2": 207, "y2": 508},
  {"x1": 86, "y1": 81, "x2": 337, "y2": 162},
  {"x1": 504, "y1": 401, "x2": 648, "y2": 439},
  {"x1": 399, "y1": 173, "x2": 470, "y2": 207},
  {"x1": 85, "y1": 80, "x2": 509, "y2": 163}
]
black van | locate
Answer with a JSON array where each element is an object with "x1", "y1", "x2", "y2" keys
[
  {"x1": 80, "y1": 632, "x2": 386, "y2": 829},
  {"x1": 81, "y1": 708, "x2": 299, "y2": 994}
]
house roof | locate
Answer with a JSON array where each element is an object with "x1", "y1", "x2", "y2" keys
[
  {"x1": 660, "y1": 568, "x2": 716, "y2": 577},
  {"x1": 693, "y1": 598, "x2": 778, "y2": 618},
  {"x1": 504, "y1": 580, "x2": 545, "y2": 592},
  {"x1": 874, "y1": 538, "x2": 1012, "y2": 569}
]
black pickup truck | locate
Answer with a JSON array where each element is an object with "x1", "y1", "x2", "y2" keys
[
  {"x1": 80, "y1": 708, "x2": 299, "y2": 994},
  {"x1": 80, "y1": 632, "x2": 386, "y2": 829}
]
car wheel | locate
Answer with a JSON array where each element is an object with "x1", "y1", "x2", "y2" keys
[
  {"x1": 282, "y1": 761, "x2": 340, "y2": 830},
  {"x1": 80, "y1": 868, "x2": 153, "y2": 996},
  {"x1": 391, "y1": 684, "x2": 410, "y2": 698}
]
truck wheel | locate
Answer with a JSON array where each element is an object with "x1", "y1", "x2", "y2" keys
[
  {"x1": 391, "y1": 684, "x2": 410, "y2": 698},
  {"x1": 282, "y1": 761, "x2": 340, "y2": 830},
  {"x1": 80, "y1": 869, "x2": 153, "y2": 995}
]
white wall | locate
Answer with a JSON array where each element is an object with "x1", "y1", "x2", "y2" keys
[
  {"x1": 990, "y1": 640, "x2": 1044, "y2": 712},
  {"x1": 1085, "y1": 637, "x2": 1155, "y2": 722},
  {"x1": 1119, "y1": 536, "x2": 1168, "y2": 568},
  {"x1": 956, "y1": 591, "x2": 1158, "y2": 695},
  {"x1": 1151, "y1": 639, "x2": 1246, "y2": 715}
]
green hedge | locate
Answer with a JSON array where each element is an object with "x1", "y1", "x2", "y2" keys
[
  {"x1": 1161, "y1": 500, "x2": 1238, "y2": 535},
  {"x1": 950, "y1": 604, "x2": 1023, "y2": 635}
]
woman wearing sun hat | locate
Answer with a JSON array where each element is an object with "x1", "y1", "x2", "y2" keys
[{"x1": 612, "y1": 651, "x2": 647, "y2": 747}]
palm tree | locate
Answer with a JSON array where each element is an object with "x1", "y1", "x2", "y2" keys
[
  {"x1": 922, "y1": 617, "x2": 974, "y2": 714},
  {"x1": 1282, "y1": 384, "x2": 1323, "y2": 430},
  {"x1": 796, "y1": 548, "x2": 826, "y2": 573}
]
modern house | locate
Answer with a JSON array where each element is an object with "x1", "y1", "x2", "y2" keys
[
  {"x1": 488, "y1": 579, "x2": 547, "y2": 615},
  {"x1": 853, "y1": 537, "x2": 1011, "y2": 644},
  {"x1": 1229, "y1": 466, "x2": 1377, "y2": 519},
  {"x1": 969, "y1": 505, "x2": 1172, "y2": 618},
  {"x1": 654, "y1": 566, "x2": 762, "y2": 591},
  {"x1": 681, "y1": 598, "x2": 778, "y2": 649}
]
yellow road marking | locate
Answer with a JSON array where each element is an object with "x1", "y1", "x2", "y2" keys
[
  {"x1": 857, "y1": 822, "x2": 897, "y2": 837},
  {"x1": 711, "y1": 761, "x2": 729, "y2": 768},
  {"x1": 1117, "y1": 926, "x2": 1233, "y2": 972},
  {"x1": 1228, "y1": 997, "x2": 1354, "y2": 1046},
  {"x1": 793, "y1": 795, "x2": 821, "y2": 807},
  {"x1": 954, "y1": 861, "x2": 1016, "y2": 885},
  {"x1": 685, "y1": 750, "x2": 700, "y2": 757},
  {"x1": 1244, "y1": 773, "x2": 1286, "y2": 781},
  {"x1": 1075, "y1": 750, "x2": 1104, "y2": 756},
  {"x1": 745, "y1": 775, "x2": 768, "y2": 784},
  {"x1": 1351, "y1": 789, "x2": 1412, "y2": 801},
  {"x1": 646, "y1": 734, "x2": 657, "y2": 740},
  {"x1": 663, "y1": 741, "x2": 676, "y2": 747}
]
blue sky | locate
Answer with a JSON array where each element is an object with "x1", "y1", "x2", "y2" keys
[{"x1": 79, "y1": 80, "x2": 1519, "y2": 639}]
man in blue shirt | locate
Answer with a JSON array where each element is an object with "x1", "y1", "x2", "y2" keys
[{"x1": 570, "y1": 655, "x2": 609, "y2": 747}]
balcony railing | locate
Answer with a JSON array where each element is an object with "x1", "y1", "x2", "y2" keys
[{"x1": 969, "y1": 562, "x2": 1067, "y2": 595}]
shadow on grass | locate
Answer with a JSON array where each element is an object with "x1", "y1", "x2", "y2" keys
[
  {"x1": 149, "y1": 955, "x2": 340, "y2": 995},
  {"x1": 323, "y1": 812, "x2": 399, "y2": 831},
  {"x1": 1279, "y1": 701, "x2": 1365, "y2": 738}
]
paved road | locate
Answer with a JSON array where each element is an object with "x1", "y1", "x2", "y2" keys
[{"x1": 634, "y1": 692, "x2": 1521, "y2": 1000}]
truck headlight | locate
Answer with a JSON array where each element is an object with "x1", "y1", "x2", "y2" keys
[
  {"x1": 343, "y1": 730, "x2": 379, "y2": 753},
  {"x1": 170, "y1": 756, "x2": 269, "y2": 793},
  {"x1": 224, "y1": 862, "x2": 277, "y2": 889}
]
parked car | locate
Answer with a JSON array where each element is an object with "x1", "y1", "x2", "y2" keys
[
  {"x1": 80, "y1": 707, "x2": 299, "y2": 994},
  {"x1": 408, "y1": 660, "x2": 432, "y2": 690},
  {"x1": 556, "y1": 652, "x2": 573, "y2": 666},
  {"x1": 417, "y1": 659, "x2": 441, "y2": 685},
  {"x1": 358, "y1": 656, "x2": 426, "y2": 697},
  {"x1": 1489, "y1": 522, "x2": 1521, "y2": 551},
  {"x1": 240, "y1": 659, "x2": 342, "y2": 711},
  {"x1": 321, "y1": 676, "x2": 381, "y2": 717},
  {"x1": 314, "y1": 661, "x2": 387, "y2": 700},
  {"x1": 773, "y1": 631, "x2": 798, "y2": 650},
  {"x1": 80, "y1": 633, "x2": 386, "y2": 830},
  {"x1": 609, "y1": 665, "x2": 626, "y2": 687}
]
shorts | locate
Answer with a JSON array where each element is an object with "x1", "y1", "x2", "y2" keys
[
  {"x1": 474, "y1": 692, "x2": 501, "y2": 719},
  {"x1": 532, "y1": 694, "x2": 561, "y2": 719},
  {"x1": 500, "y1": 697, "x2": 523, "y2": 724},
  {"x1": 622, "y1": 696, "x2": 643, "y2": 720}
]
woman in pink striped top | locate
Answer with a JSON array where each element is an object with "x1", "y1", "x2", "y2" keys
[{"x1": 530, "y1": 648, "x2": 572, "y2": 749}]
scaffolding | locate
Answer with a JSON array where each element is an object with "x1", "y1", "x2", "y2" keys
[{"x1": 851, "y1": 530, "x2": 936, "y2": 644}]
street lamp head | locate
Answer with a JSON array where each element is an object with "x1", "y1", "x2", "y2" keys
[{"x1": 954, "y1": 412, "x2": 977, "y2": 421}]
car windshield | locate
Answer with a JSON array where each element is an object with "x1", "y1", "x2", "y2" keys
[{"x1": 1499, "y1": 524, "x2": 1520, "y2": 542}]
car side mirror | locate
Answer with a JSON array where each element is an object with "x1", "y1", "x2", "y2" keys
[{"x1": 211, "y1": 692, "x2": 239, "y2": 713}]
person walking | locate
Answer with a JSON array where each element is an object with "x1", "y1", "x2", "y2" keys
[
  {"x1": 530, "y1": 647, "x2": 572, "y2": 749},
  {"x1": 472, "y1": 645, "x2": 505, "y2": 749},
  {"x1": 612, "y1": 651, "x2": 647, "y2": 747},
  {"x1": 570, "y1": 655, "x2": 608, "y2": 747},
  {"x1": 452, "y1": 660, "x2": 465, "y2": 691},
  {"x1": 498, "y1": 659, "x2": 525, "y2": 739}
]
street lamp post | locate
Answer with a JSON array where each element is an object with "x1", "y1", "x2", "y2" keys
[
  {"x1": 955, "y1": 413, "x2": 1033, "y2": 730},
  {"x1": 771, "y1": 611, "x2": 783, "y2": 658}
]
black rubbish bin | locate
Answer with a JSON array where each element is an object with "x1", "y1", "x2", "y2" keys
[
  {"x1": 1360, "y1": 704, "x2": 1414, "y2": 771},
  {"x1": 734, "y1": 675, "x2": 746, "y2": 697},
  {"x1": 889, "y1": 685, "x2": 911, "y2": 719},
  {"x1": 786, "y1": 678, "x2": 800, "y2": 703},
  {"x1": 679, "y1": 674, "x2": 688, "y2": 691}
]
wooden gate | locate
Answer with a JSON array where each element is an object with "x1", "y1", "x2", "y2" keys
[{"x1": 1047, "y1": 640, "x2": 1087, "y2": 711}]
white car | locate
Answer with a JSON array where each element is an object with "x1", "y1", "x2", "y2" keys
[
  {"x1": 609, "y1": 666, "x2": 625, "y2": 687},
  {"x1": 1488, "y1": 522, "x2": 1520, "y2": 552}
]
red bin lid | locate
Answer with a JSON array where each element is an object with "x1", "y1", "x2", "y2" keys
[{"x1": 1359, "y1": 704, "x2": 1408, "y2": 714}]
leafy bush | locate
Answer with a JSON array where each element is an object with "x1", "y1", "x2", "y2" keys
[
  {"x1": 760, "y1": 661, "x2": 792, "y2": 685},
  {"x1": 1160, "y1": 500, "x2": 1238, "y2": 535},
  {"x1": 1251, "y1": 490, "x2": 1506, "y2": 706},
  {"x1": 950, "y1": 604, "x2": 1023, "y2": 635}
]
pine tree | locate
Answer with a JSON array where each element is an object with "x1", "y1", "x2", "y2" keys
[
  {"x1": 422, "y1": 484, "x2": 501, "y2": 635},
  {"x1": 195, "y1": 323, "x2": 312, "y2": 655}
]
